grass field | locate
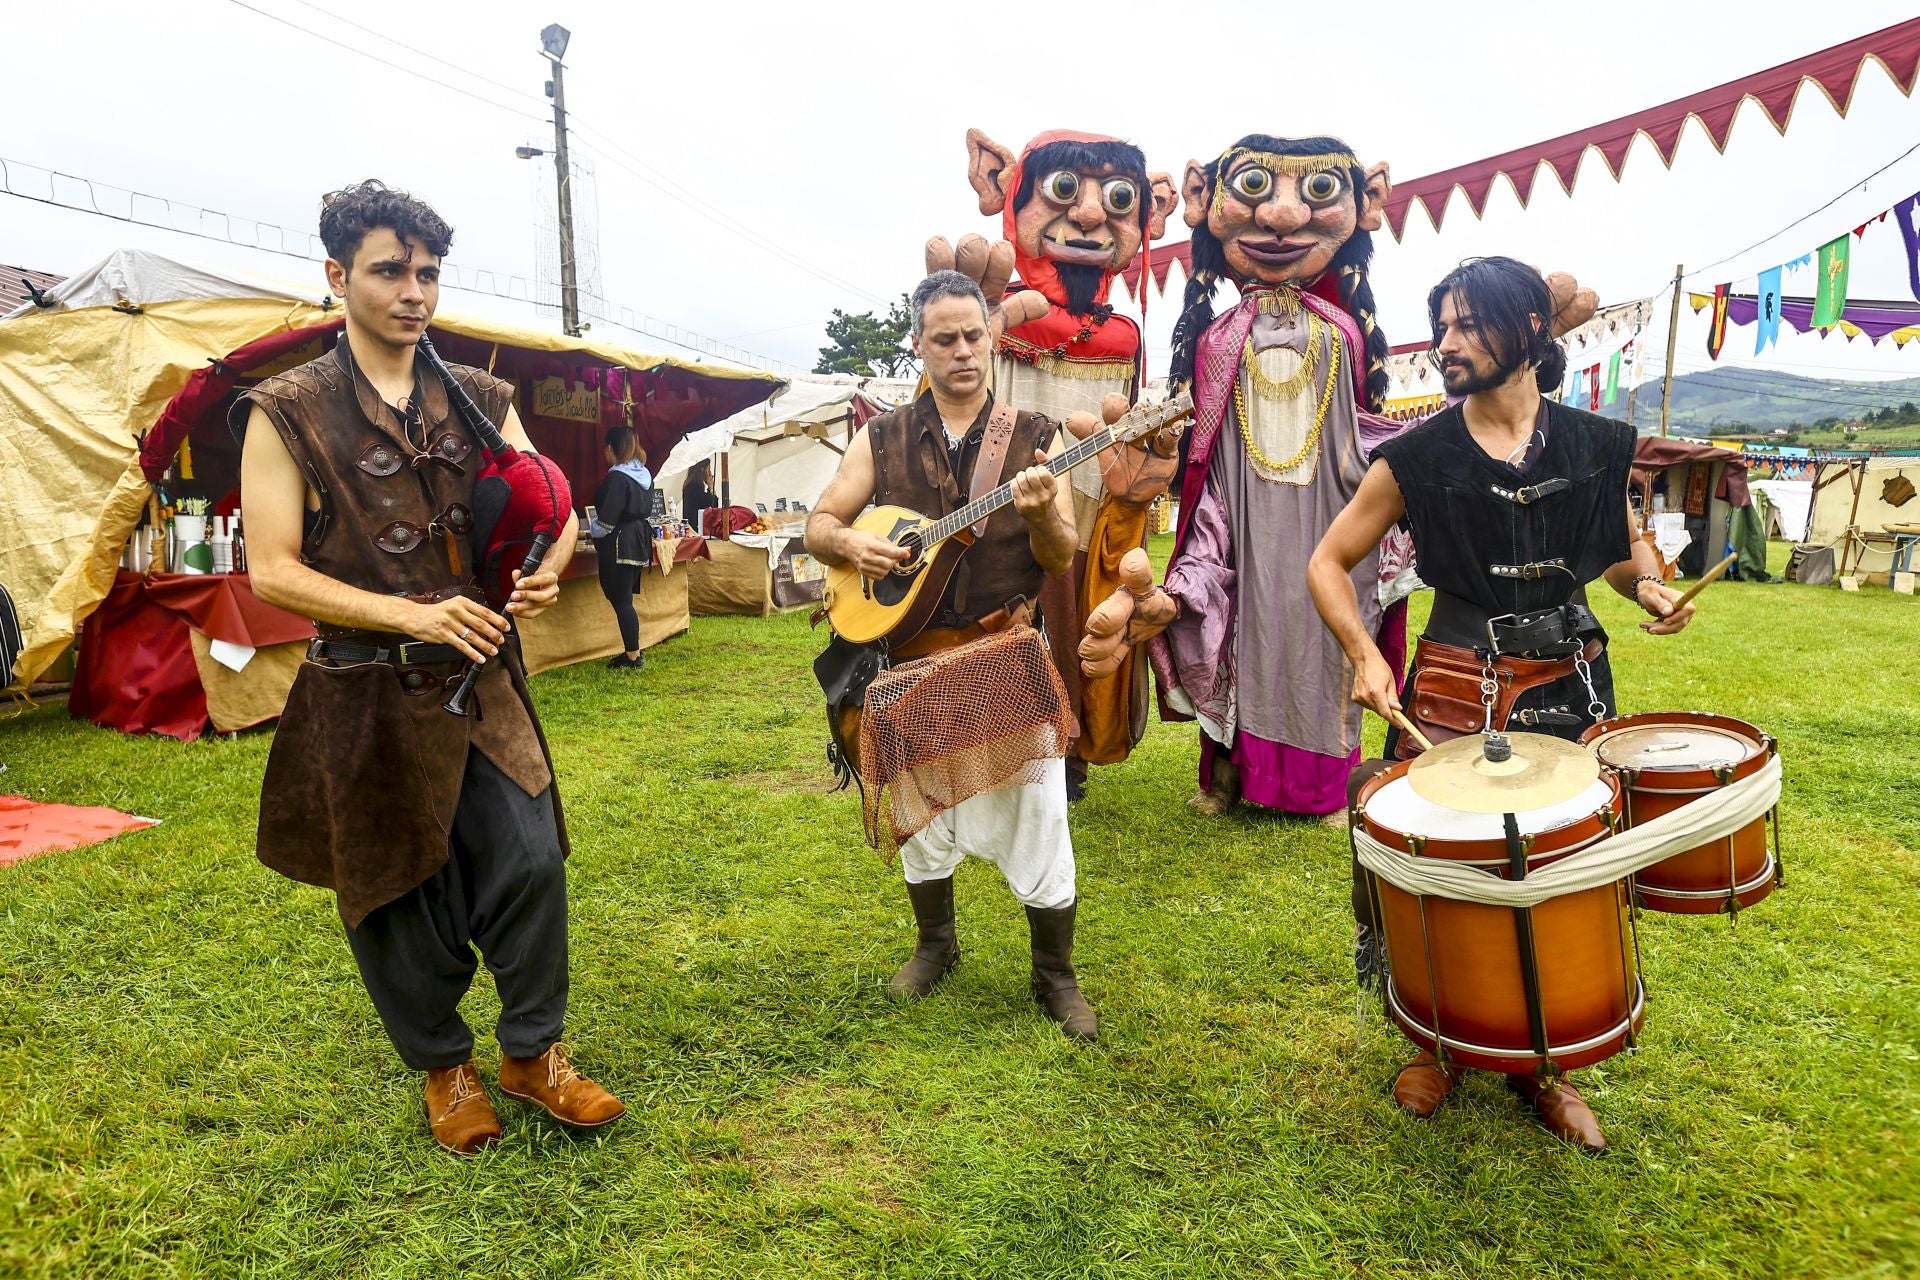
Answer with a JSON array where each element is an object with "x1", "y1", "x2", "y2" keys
[{"x1": 2, "y1": 540, "x2": 1916, "y2": 1279}]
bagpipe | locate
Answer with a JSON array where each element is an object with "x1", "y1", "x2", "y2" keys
[{"x1": 413, "y1": 333, "x2": 573, "y2": 715}]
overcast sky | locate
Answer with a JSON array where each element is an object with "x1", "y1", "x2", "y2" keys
[{"x1": 9, "y1": 0, "x2": 1920, "y2": 396}]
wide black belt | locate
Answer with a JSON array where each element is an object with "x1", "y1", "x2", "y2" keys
[
  {"x1": 307, "y1": 636, "x2": 464, "y2": 666},
  {"x1": 1426, "y1": 591, "x2": 1604, "y2": 661}
]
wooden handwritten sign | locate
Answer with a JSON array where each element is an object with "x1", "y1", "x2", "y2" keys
[{"x1": 532, "y1": 377, "x2": 601, "y2": 424}]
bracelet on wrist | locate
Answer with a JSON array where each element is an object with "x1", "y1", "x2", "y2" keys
[{"x1": 1629, "y1": 573, "x2": 1663, "y2": 614}]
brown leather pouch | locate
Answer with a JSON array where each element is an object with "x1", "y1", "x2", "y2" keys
[{"x1": 1395, "y1": 637, "x2": 1587, "y2": 760}]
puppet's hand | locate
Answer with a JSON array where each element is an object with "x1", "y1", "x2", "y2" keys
[
  {"x1": 1078, "y1": 548, "x2": 1178, "y2": 678},
  {"x1": 1544, "y1": 271, "x2": 1599, "y2": 338},
  {"x1": 1063, "y1": 393, "x2": 1181, "y2": 507},
  {"x1": 926, "y1": 233, "x2": 1050, "y2": 345}
]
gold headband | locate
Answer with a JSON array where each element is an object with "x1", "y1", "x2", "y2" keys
[{"x1": 1212, "y1": 149, "x2": 1359, "y2": 215}]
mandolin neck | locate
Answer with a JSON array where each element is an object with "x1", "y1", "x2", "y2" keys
[{"x1": 919, "y1": 423, "x2": 1122, "y2": 548}]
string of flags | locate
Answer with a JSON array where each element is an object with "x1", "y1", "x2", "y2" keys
[{"x1": 1691, "y1": 188, "x2": 1920, "y2": 355}]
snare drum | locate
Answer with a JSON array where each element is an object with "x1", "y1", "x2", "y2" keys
[
  {"x1": 1582, "y1": 712, "x2": 1780, "y2": 915},
  {"x1": 1356, "y1": 764, "x2": 1643, "y2": 1075}
]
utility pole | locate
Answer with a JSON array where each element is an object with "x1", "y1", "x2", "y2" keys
[
  {"x1": 540, "y1": 23, "x2": 580, "y2": 337},
  {"x1": 1658, "y1": 262, "x2": 1683, "y2": 439}
]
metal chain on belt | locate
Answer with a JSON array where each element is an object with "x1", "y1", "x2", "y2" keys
[
  {"x1": 1573, "y1": 653, "x2": 1607, "y2": 724},
  {"x1": 1479, "y1": 656, "x2": 1500, "y2": 733}
]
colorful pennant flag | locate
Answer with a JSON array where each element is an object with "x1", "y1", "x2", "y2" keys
[
  {"x1": 1586, "y1": 364, "x2": 1601, "y2": 410},
  {"x1": 1604, "y1": 350, "x2": 1621, "y2": 404},
  {"x1": 1755, "y1": 267, "x2": 1784, "y2": 354},
  {"x1": 1894, "y1": 192, "x2": 1920, "y2": 304},
  {"x1": 1706, "y1": 284, "x2": 1730, "y2": 360},
  {"x1": 1813, "y1": 235, "x2": 1851, "y2": 328}
]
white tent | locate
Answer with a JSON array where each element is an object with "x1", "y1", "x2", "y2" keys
[{"x1": 656, "y1": 380, "x2": 895, "y2": 515}]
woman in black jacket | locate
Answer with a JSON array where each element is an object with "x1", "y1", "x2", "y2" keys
[
  {"x1": 681, "y1": 460, "x2": 719, "y2": 531},
  {"x1": 592, "y1": 427, "x2": 654, "y2": 670}
]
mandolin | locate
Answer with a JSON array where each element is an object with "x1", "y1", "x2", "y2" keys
[{"x1": 823, "y1": 392, "x2": 1194, "y2": 645}]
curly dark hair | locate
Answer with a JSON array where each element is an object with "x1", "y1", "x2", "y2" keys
[{"x1": 318, "y1": 179, "x2": 454, "y2": 271}]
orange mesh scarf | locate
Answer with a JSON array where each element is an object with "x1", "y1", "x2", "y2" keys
[{"x1": 858, "y1": 627, "x2": 1073, "y2": 856}]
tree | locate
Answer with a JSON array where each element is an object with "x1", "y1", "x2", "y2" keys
[{"x1": 814, "y1": 294, "x2": 915, "y2": 377}]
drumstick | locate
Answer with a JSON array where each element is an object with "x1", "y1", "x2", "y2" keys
[
  {"x1": 1669, "y1": 552, "x2": 1739, "y2": 611},
  {"x1": 1387, "y1": 706, "x2": 1436, "y2": 753}
]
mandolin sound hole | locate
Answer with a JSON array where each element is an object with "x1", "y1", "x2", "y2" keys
[{"x1": 892, "y1": 530, "x2": 925, "y2": 573}]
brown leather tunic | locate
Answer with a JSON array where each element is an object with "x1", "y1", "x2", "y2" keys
[
  {"x1": 867, "y1": 391, "x2": 1052, "y2": 627},
  {"x1": 236, "y1": 339, "x2": 567, "y2": 927}
]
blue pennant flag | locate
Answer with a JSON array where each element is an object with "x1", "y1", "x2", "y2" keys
[{"x1": 1756, "y1": 267, "x2": 1784, "y2": 354}]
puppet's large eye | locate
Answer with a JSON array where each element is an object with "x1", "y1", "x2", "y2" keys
[
  {"x1": 1300, "y1": 170, "x2": 1345, "y2": 204},
  {"x1": 1042, "y1": 170, "x2": 1080, "y2": 204},
  {"x1": 1229, "y1": 166, "x2": 1274, "y2": 201},
  {"x1": 1101, "y1": 178, "x2": 1138, "y2": 216}
]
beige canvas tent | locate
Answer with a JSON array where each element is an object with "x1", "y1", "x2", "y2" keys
[{"x1": 1, "y1": 248, "x2": 782, "y2": 692}]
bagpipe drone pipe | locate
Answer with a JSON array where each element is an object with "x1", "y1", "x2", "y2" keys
[{"x1": 414, "y1": 333, "x2": 573, "y2": 715}]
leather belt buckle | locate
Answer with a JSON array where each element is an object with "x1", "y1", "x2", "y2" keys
[
  {"x1": 394, "y1": 642, "x2": 426, "y2": 665},
  {"x1": 306, "y1": 637, "x2": 329, "y2": 662},
  {"x1": 1483, "y1": 612, "x2": 1517, "y2": 658}
]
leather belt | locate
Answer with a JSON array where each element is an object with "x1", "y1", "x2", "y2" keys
[
  {"x1": 1427, "y1": 591, "x2": 1603, "y2": 660},
  {"x1": 1490, "y1": 477, "x2": 1570, "y2": 505},
  {"x1": 307, "y1": 636, "x2": 464, "y2": 666},
  {"x1": 893, "y1": 595, "x2": 1034, "y2": 660},
  {"x1": 1489, "y1": 557, "x2": 1570, "y2": 581}
]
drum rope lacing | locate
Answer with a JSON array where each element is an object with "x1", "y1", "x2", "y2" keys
[{"x1": 1354, "y1": 754, "x2": 1782, "y2": 908}]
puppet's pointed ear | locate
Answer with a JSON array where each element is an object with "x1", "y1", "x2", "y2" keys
[
  {"x1": 1146, "y1": 172, "x2": 1179, "y2": 240},
  {"x1": 1181, "y1": 161, "x2": 1210, "y2": 229},
  {"x1": 967, "y1": 129, "x2": 1016, "y2": 216},
  {"x1": 1356, "y1": 161, "x2": 1392, "y2": 233}
]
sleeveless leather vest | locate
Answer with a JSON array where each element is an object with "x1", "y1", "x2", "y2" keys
[
  {"x1": 1375, "y1": 400, "x2": 1634, "y2": 618},
  {"x1": 867, "y1": 391, "x2": 1052, "y2": 627},
  {"x1": 234, "y1": 338, "x2": 565, "y2": 926}
]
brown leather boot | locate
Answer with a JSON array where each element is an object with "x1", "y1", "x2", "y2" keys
[
  {"x1": 1508, "y1": 1072, "x2": 1607, "y2": 1151},
  {"x1": 498, "y1": 1044, "x2": 626, "y2": 1128},
  {"x1": 888, "y1": 876, "x2": 959, "y2": 1001},
  {"x1": 423, "y1": 1060, "x2": 503, "y2": 1156},
  {"x1": 1391, "y1": 1051, "x2": 1461, "y2": 1118},
  {"x1": 1026, "y1": 902, "x2": 1098, "y2": 1042}
]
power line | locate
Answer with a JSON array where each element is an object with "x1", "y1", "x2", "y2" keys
[
  {"x1": 279, "y1": 0, "x2": 550, "y2": 108},
  {"x1": 218, "y1": 0, "x2": 891, "y2": 308},
  {"x1": 0, "y1": 161, "x2": 804, "y2": 374},
  {"x1": 221, "y1": 0, "x2": 552, "y2": 129}
]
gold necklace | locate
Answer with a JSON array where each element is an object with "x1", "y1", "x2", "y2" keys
[
  {"x1": 1241, "y1": 310, "x2": 1325, "y2": 401},
  {"x1": 1233, "y1": 323, "x2": 1342, "y2": 478}
]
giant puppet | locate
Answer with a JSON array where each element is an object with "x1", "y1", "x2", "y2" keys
[
  {"x1": 1077, "y1": 133, "x2": 1599, "y2": 820},
  {"x1": 1077, "y1": 133, "x2": 1401, "y2": 819},
  {"x1": 948, "y1": 129, "x2": 1180, "y2": 773}
]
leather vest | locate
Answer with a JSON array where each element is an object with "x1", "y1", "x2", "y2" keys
[
  {"x1": 867, "y1": 392, "x2": 1051, "y2": 627},
  {"x1": 1374, "y1": 400, "x2": 1634, "y2": 618},
  {"x1": 234, "y1": 338, "x2": 565, "y2": 926}
]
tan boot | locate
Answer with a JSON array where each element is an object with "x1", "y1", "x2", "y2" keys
[
  {"x1": 1391, "y1": 1051, "x2": 1460, "y2": 1118},
  {"x1": 1508, "y1": 1072, "x2": 1607, "y2": 1151},
  {"x1": 1187, "y1": 758, "x2": 1239, "y2": 817},
  {"x1": 498, "y1": 1044, "x2": 626, "y2": 1128},
  {"x1": 423, "y1": 1060, "x2": 503, "y2": 1156}
]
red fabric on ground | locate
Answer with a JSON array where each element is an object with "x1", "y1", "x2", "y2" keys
[
  {"x1": 0, "y1": 795, "x2": 157, "y2": 867},
  {"x1": 70, "y1": 572, "x2": 315, "y2": 741}
]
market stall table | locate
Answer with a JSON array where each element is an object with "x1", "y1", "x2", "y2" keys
[
  {"x1": 71, "y1": 571, "x2": 315, "y2": 741},
  {"x1": 518, "y1": 535, "x2": 709, "y2": 674},
  {"x1": 687, "y1": 528, "x2": 824, "y2": 617}
]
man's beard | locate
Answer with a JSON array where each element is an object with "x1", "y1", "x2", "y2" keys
[
  {"x1": 1055, "y1": 263, "x2": 1110, "y2": 320},
  {"x1": 1440, "y1": 354, "x2": 1521, "y2": 396}
]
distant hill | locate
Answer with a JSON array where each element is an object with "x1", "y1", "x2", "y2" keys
[{"x1": 1614, "y1": 367, "x2": 1920, "y2": 433}]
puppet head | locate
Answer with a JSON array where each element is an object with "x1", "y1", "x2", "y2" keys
[
  {"x1": 1168, "y1": 134, "x2": 1392, "y2": 409},
  {"x1": 967, "y1": 128, "x2": 1177, "y2": 319}
]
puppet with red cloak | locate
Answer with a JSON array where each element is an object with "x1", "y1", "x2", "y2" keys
[{"x1": 932, "y1": 128, "x2": 1180, "y2": 785}]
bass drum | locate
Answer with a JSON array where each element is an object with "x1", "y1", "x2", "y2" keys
[
  {"x1": 1357, "y1": 764, "x2": 1642, "y2": 1075},
  {"x1": 1582, "y1": 712, "x2": 1780, "y2": 915}
]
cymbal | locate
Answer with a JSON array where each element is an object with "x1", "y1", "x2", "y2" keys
[{"x1": 1406, "y1": 731, "x2": 1601, "y2": 814}]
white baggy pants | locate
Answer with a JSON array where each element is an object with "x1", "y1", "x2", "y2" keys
[{"x1": 898, "y1": 757, "x2": 1076, "y2": 909}]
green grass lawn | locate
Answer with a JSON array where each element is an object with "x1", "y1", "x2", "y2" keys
[{"x1": 2, "y1": 540, "x2": 1916, "y2": 1279}]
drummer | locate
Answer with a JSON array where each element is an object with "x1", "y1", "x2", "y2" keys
[{"x1": 1307, "y1": 256, "x2": 1695, "y2": 1149}]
